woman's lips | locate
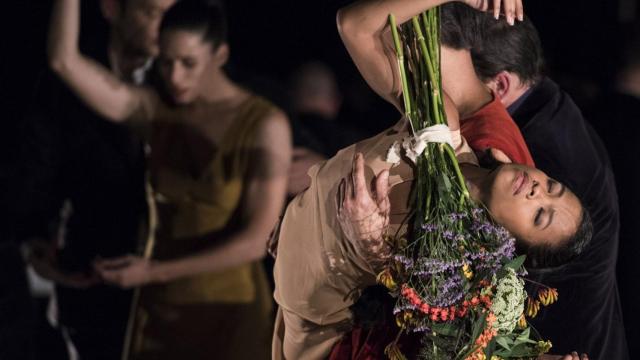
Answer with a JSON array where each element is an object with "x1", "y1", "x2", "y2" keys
[
  {"x1": 513, "y1": 171, "x2": 529, "y2": 196},
  {"x1": 171, "y1": 88, "x2": 189, "y2": 99}
]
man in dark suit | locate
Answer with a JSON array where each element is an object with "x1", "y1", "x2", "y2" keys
[{"x1": 450, "y1": 7, "x2": 629, "y2": 359}]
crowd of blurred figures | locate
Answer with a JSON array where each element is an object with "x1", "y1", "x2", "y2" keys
[{"x1": 1, "y1": 0, "x2": 639, "y2": 359}]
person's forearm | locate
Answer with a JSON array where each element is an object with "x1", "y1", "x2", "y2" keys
[
  {"x1": 150, "y1": 230, "x2": 268, "y2": 283},
  {"x1": 336, "y1": 0, "x2": 454, "y2": 109},
  {"x1": 47, "y1": 0, "x2": 142, "y2": 122}
]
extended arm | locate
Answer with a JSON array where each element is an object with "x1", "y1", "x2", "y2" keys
[
  {"x1": 47, "y1": 0, "x2": 153, "y2": 122},
  {"x1": 337, "y1": 0, "x2": 522, "y2": 110},
  {"x1": 96, "y1": 111, "x2": 293, "y2": 286}
]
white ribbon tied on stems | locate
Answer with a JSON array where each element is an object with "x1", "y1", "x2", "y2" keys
[{"x1": 386, "y1": 124, "x2": 453, "y2": 164}]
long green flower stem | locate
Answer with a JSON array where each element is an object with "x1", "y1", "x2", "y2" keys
[
  {"x1": 389, "y1": 11, "x2": 470, "y2": 202},
  {"x1": 389, "y1": 14, "x2": 416, "y2": 135},
  {"x1": 411, "y1": 16, "x2": 442, "y2": 126}
]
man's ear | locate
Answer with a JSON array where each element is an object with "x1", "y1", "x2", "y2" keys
[
  {"x1": 212, "y1": 43, "x2": 230, "y2": 67},
  {"x1": 100, "y1": 0, "x2": 122, "y2": 23},
  {"x1": 491, "y1": 71, "x2": 511, "y2": 100}
]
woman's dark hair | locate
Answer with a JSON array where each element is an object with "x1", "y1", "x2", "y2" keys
[
  {"x1": 440, "y1": 3, "x2": 545, "y2": 86},
  {"x1": 518, "y1": 206, "x2": 593, "y2": 269},
  {"x1": 159, "y1": 0, "x2": 228, "y2": 48}
]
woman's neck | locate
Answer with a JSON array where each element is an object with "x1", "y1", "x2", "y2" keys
[
  {"x1": 460, "y1": 163, "x2": 491, "y2": 203},
  {"x1": 199, "y1": 69, "x2": 245, "y2": 103}
]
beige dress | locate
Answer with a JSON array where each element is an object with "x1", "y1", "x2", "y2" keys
[
  {"x1": 272, "y1": 120, "x2": 476, "y2": 359},
  {"x1": 127, "y1": 95, "x2": 275, "y2": 360}
]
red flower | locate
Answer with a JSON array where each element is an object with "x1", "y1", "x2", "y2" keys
[{"x1": 420, "y1": 303, "x2": 430, "y2": 313}]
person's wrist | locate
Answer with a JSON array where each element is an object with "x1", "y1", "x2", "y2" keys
[{"x1": 148, "y1": 260, "x2": 168, "y2": 284}]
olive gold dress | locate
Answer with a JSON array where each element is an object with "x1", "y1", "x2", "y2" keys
[{"x1": 128, "y1": 95, "x2": 274, "y2": 360}]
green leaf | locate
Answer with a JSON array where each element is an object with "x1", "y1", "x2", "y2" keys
[
  {"x1": 495, "y1": 336, "x2": 512, "y2": 351},
  {"x1": 484, "y1": 338, "x2": 497, "y2": 358},
  {"x1": 495, "y1": 343, "x2": 540, "y2": 357},
  {"x1": 505, "y1": 255, "x2": 526, "y2": 270},
  {"x1": 432, "y1": 322, "x2": 458, "y2": 337},
  {"x1": 470, "y1": 312, "x2": 487, "y2": 345},
  {"x1": 516, "y1": 327, "x2": 531, "y2": 342}
]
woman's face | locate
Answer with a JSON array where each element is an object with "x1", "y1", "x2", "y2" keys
[
  {"x1": 479, "y1": 164, "x2": 582, "y2": 248},
  {"x1": 157, "y1": 30, "x2": 217, "y2": 104}
]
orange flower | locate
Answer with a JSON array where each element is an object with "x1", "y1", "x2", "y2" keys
[
  {"x1": 517, "y1": 313, "x2": 527, "y2": 329},
  {"x1": 526, "y1": 297, "x2": 541, "y2": 318},
  {"x1": 486, "y1": 312, "x2": 497, "y2": 326},
  {"x1": 538, "y1": 287, "x2": 559, "y2": 306}
]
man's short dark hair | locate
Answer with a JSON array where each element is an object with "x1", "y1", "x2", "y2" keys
[
  {"x1": 518, "y1": 207, "x2": 593, "y2": 269},
  {"x1": 440, "y1": 2, "x2": 479, "y2": 50},
  {"x1": 160, "y1": 0, "x2": 227, "y2": 48},
  {"x1": 440, "y1": 3, "x2": 545, "y2": 85}
]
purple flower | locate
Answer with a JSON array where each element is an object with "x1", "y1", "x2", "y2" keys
[
  {"x1": 393, "y1": 254, "x2": 415, "y2": 269},
  {"x1": 448, "y1": 212, "x2": 468, "y2": 222},
  {"x1": 422, "y1": 223, "x2": 438, "y2": 232},
  {"x1": 442, "y1": 230, "x2": 455, "y2": 240}
]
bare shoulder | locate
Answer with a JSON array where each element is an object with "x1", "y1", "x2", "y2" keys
[{"x1": 254, "y1": 107, "x2": 291, "y2": 147}]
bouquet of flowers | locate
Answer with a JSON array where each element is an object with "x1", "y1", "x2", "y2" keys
[{"x1": 378, "y1": 8, "x2": 557, "y2": 360}]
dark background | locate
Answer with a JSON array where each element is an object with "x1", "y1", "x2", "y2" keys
[{"x1": 1, "y1": 0, "x2": 638, "y2": 358}]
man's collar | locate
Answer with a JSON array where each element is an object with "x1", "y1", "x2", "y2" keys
[{"x1": 506, "y1": 85, "x2": 534, "y2": 115}]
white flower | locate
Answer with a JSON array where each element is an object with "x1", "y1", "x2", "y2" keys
[{"x1": 490, "y1": 268, "x2": 526, "y2": 333}]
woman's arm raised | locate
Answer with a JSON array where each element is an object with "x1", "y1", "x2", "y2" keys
[
  {"x1": 337, "y1": 0, "x2": 452, "y2": 110},
  {"x1": 336, "y1": 0, "x2": 521, "y2": 111},
  {"x1": 47, "y1": 0, "x2": 153, "y2": 122}
]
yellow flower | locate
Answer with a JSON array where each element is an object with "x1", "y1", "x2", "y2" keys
[
  {"x1": 377, "y1": 268, "x2": 397, "y2": 291},
  {"x1": 526, "y1": 298, "x2": 541, "y2": 318},
  {"x1": 547, "y1": 288, "x2": 558, "y2": 304},
  {"x1": 517, "y1": 313, "x2": 527, "y2": 329},
  {"x1": 403, "y1": 311, "x2": 413, "y2": 322},
  {"x1": 491, "y1": 356, "x2": 503, "y2": 360},
  {"x1": 462, "y1": 263, "x2": 474, "y2": 279},
  {"x1": 536, "y1": 340, "x2": 553, "y2": 353},
  {"x1": 538, "y1": 287, "x2": 559, "y2": 306}
]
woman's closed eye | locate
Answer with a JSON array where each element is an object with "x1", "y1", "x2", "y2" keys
[
  {"x1": 534, "y1": 207, "x2": 543, "y2": 226},
  {"x1": 547, "y1": 179, "x2": 566, "y2": 197}
]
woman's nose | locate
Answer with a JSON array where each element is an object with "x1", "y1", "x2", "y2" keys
[
  {"x1": 171, "y1": 66, "x2": 183, "y2": 85},
  {"x1": 526, "y1": 180, "x2": 541, "y2": 199}
]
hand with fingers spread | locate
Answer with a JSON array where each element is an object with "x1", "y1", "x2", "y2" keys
[
  {"x1": 337, "y1": 153, "x2": 392, "y2": 269},
  {"x1": 94, "y1": 255, "x2": 155, "y2": 288},
  {"x1": 460, "y1": 0, "x2": 524, "y2": 25}
]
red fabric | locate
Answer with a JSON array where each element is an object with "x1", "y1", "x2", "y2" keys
[
  {"x1": 328, "y1": 323, "x2": 421, "y2": 360},
  {"x1": 460, "y1": 95, "x2": 535, "y2": 167}
]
